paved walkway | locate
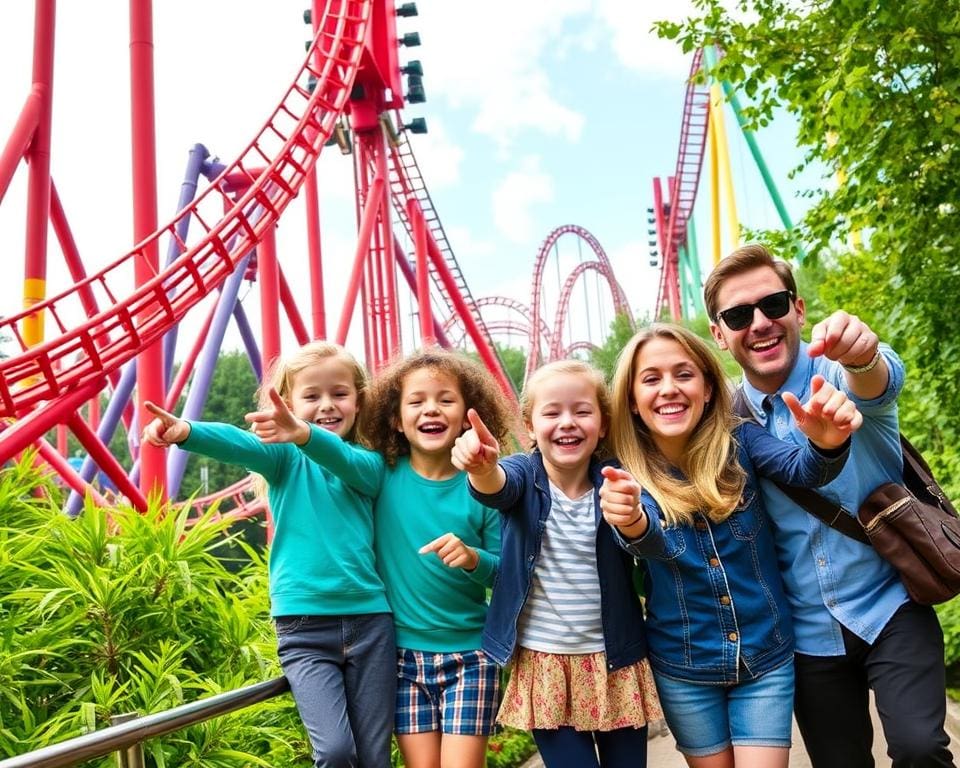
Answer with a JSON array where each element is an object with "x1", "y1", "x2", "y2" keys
[{"x1": 521, "y1": 695, "x2": 960, "y2": 767}]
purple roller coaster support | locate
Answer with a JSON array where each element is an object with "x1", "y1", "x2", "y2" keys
[
  {"x1": 233, "y1": 301, "x2": 263, "y2": 381},
  {"x1": 163, "y1": 144, "x2": 210, "y2": 388},
  {"x1": 166, "y1": 251, "x2": 254, "y2": 498},
  {"x1": 64, "y1": 360, "x2": 138, "y2": 517}
]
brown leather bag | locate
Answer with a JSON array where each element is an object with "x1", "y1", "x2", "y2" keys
[{"x1": 855, "y1": 439, "x2": 960, "y2": 604}]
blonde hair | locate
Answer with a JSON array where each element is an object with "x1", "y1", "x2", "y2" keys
[
  {"x1": 365, "y1": 348, "x2": 513, "y2": 467},
  {"x1": 609, "y1": 323, "x2": 745, "y2": 526},
  {"x1": 521, "y1": 359, "x2": 611, "y2": 457},
  {"x1": 253, "y1": 341, "x2": 368, "y2": 497}
]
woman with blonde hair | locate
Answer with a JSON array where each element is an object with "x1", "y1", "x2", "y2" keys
[{"x1": 600, "y1": 324, "x2": 861, "y2": 768}]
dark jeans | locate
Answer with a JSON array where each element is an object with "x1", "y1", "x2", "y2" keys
[
  {"x1": 794, "y1": 601, "x2": 954, "y2": 768},
  {"x1": 276, "y1": 613, "x2": 396, "y2": 768},
  {"x1": 532, "y1": 726, "x2": 648, "y2": 768}
]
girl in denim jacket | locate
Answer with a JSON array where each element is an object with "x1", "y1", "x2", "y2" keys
[
  {"x1": 599, "y1": 324, "x2": 861, "y2": 768},
  {"x1": 453, "y1": 360, "x2": 662, "y2": 768}
]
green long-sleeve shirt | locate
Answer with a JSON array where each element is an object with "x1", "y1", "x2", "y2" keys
[
  {"x1": 183, "y1": 422, "x2": 390, "y2": 617},
  {"x1": 373, "y1": 457, "x2": 499, "y2": 652}
]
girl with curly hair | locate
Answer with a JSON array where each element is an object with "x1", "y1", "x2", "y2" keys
[{"x1": 364, "y1": 348, "x2": 512, "y2": 768}]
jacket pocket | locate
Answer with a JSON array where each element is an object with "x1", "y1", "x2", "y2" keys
[
  {"x1": 659, "y1": 528, "x2": 687, "y2": 559},
  {"x1": 728, "y1": 495, "x2": 764, "y2": 540}
]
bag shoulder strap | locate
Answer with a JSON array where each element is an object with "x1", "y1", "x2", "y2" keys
[
  {"x1": 732, "y1": 385, "x2": 872, "y2": 546},
  {"x1": 900, "y1": 434, "x2": 959, "y2": 517}
]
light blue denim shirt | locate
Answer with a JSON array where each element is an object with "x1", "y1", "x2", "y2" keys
[{"x1": 742, "y1": 341, "x2": 909, "y2": 655}]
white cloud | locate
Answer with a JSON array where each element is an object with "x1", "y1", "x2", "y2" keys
[
  {"x1": 604, "y1": 239, "x2": 663, "y2": 322},
  {"x1": 413, "y1": 0, "x2": 589, "y2": 147},
  {"x1": 593, "y1": 0, "x2": 696, "y2": 79},
  {"x1": 492, "y1": 158, "x2": 554, "y2": 244}
]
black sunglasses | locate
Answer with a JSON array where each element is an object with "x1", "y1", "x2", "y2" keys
[{"x1": 715, "y1": 290, "x2": 795, "y2": 331}]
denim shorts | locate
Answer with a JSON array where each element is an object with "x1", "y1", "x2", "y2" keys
[
  {"x1": 395, "y1": 648, "x2": 500, "y2": 735},
  {"x1": 653, "y1": 661, "x2": 794, "y2": 756}
]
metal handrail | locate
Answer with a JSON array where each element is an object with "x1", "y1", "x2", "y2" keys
[{"x1": 0, "y1": 677, "x2": 290, "y2": 768}]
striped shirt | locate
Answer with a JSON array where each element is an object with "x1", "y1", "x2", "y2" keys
[{"x1": 516, "y1": 482, "x2": 604, "y2": 654}]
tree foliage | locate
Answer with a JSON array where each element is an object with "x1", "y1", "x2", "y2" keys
[{"x1": 658, "y1": 0, "x2": 960, "y2": 494}]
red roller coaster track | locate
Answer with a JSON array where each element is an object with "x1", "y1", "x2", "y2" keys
[
  {"x1": 0, "y1": 1, "x2": 370, "y2": 460},
  {"x1": 655, "y1": 48, "x2": 710, "y2": 320}
]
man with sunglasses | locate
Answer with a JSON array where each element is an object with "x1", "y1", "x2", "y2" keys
[{"x1": 703, "y1": 243, "x2": 953, "y2": 768}]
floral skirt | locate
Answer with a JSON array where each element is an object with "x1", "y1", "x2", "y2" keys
[{"x1": 497, "y1": 648, "x2": 663, "y2": 732}]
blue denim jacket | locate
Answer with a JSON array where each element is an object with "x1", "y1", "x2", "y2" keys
[
  {"x1": 469, "y1": 451, "x2": 649, "y2": 671},
  {"x1": 619, "y1": 422, "x2": 848, "y2": 685}
]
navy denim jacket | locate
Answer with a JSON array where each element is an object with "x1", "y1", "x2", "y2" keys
[
  {"x1": 470, "y1": 451, "x2": 649, "y2": 671},
  {"x1": 619, "y1": 422, "x2": 849, "y2": 685}
]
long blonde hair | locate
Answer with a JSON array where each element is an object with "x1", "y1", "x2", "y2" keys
[
  {"x1": 609, "y1": 324, "x2": 745, "y2": 526},
  {"x1": 253, "y1": 341, "x2": 368, "y2": 497},
  {"x1": 521, "y1": 359, "x2": 611, "y2": 457}
]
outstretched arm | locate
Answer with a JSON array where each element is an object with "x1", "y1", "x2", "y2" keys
[
  {"x1": 142, "y1": 401, "x2": 191, "y2": 447},
  {"x1": 452, "y1": 408, "x2": 506, "y2": 495},
  {"x1": 599, "y1": 466, "x2": 649, "y2": 539},
  {"x1": 244, "y1": 388, "x2": 310, "y2": 445},
  {"x1": 782, "y1": 374, "x2": 862, "y2": 450}
]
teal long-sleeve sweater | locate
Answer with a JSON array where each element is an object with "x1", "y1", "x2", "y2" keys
[
  {"x1": 183, "y1": 422, "x2": 390, "y2": 617},
  {"x1": 374, "y1": 457, "x2": 500, "y2": 652}
]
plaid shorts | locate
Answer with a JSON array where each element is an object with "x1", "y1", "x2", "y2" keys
[{"x1": 395, "y1": 648, "x2": 501, "y2": 735}]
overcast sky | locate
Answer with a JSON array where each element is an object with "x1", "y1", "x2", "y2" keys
[{"x1": 0, "y1": 1, "x2": 817, "y2": 361}]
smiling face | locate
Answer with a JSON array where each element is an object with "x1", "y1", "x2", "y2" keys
[
  {"x1": 397, "y1": 366, "x2": 468, "y2": 460},
  {"x1": 288, "y1": 356, "x2": 360, "y2": 439},
  {"x1": 631, "y1": 337, "x2": 713, "y2": 464},
  {"x1": 709, "y1": 265, "x2": 805, "y2": 393},
  {"x1": 527, "y1": 372, "x2": 605, "y2": 483}
]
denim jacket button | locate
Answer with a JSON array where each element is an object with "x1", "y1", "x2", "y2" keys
[
  {"x1": 728, "y1": 632, "x2": 738, "y2": 642},
  {"x1": 709, "y1": 557, "x2": 720, "y2": 567},
  {"x1": 695, "y1": 520, "x2": 707, "y2": 531},
  {"x1": 720, "y1": 595, "x2": 731, "y2": 605}
]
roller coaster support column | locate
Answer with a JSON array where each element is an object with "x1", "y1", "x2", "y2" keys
[
  {"x1": 393, "y1": 239, "x2": 450, "y2": 348},
  {"x1": 167, "y1": 252, "x2": 254, "y2": 500},
  {"x1": 21, "y1": 0, "x2": 55, "y2": 350},
  {"x1": 305, "y1": 2, "x2": 327, "y2": 340},
  {"x1": 708, "y1": 80, "x2": 740, "y2": 249},
  {"x1": 354, "y1": 126, "x2": 400, "y2": 369},
  {"x1": 335, "y1": 176, "x2": 386, "y2": 352},
  {"x1": 304, "y1": 170, "x2": 327, "y2": 339},
  {"x1": 130, "y1": 0, "x2": 166, "y2": 501},
  {"x1": 653, "y1": 177, "x2": 680, "y2": 321},
  {"x1": 259, "y1": 227, "x2": 282, "y2": 370},
  {"x1": 702, "y1": 47, "x2": 796, "y2": 237},
  {"x1": 408, "y1": 199, "x2": 435, "y2": 346},
  {"x1": 425, "y1": 232, "x2": 515, "y2": 401}
]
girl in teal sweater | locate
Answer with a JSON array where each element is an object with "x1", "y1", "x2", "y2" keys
[
  {"x1": 363, "y1": 349, "x2": 512, "y2": 768},
  {"x1": 142, "y1": 341, "x2": 395, "y2": 768}
]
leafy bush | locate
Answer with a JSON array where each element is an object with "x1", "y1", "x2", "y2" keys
[{"x1": 0, "y1": 457, "x2": 310, "y2": 766}]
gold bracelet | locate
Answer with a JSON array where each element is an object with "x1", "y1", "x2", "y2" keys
[{"x1": 842, "y1": 348, "x2": 881, "y2": 374}]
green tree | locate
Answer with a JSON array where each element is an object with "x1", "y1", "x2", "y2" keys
[
  {"x1": 589, "y1": 313, "x2": 639, "y2": 381},
  {"x1": 658, "y1": 0, "x2": 960, "y2": 495}
]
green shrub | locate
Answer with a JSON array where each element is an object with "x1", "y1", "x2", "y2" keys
[{"x1": 0, "y1": 457, "x2": 310, "y2": 766}]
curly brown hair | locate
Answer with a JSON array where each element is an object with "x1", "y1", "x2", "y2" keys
[{"x1": 364, "y1": 348, "x2": 515, "y2": 466}]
